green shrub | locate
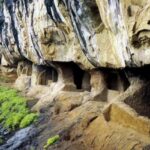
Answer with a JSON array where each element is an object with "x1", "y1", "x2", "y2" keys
[
  {"x1": 0, "y1": 86, "x2": 38, "y2": 131},
  {"x1": 20, "y1": 113, "x2": 38, "y2": 128},
  {"x1": 44, "y1": 135, "x2": 60, "y2": 149}
]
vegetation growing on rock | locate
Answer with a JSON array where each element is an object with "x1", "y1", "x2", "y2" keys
[
  {"x1": 20, "y1": 113, "x2": 38, "y2": 128},
  {"x1": 0, "y1": 86, "x2": 38, "y2": 131},
  {"x1": 44, "y1": 135, "x2": 60, "y2": 149}
]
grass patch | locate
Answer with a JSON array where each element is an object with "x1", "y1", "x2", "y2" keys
[
  {"x1": 0, "y1": 86, "x2": 38, "y2": 131},
  {"x1": 44, "y1": 135, "x2": 60, "y2": 149}
]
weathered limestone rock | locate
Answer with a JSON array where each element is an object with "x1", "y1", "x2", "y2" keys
[
  {"x1": 14, "y1": 75, "x2": 31, "y2": 91},
  {"x1": 90, "y1": 70, "x2": 107, "y2": 101},
  {"x1": 0, "y1": 0, "x2": 150, "y2": 69},
  {"x1": 1, "y1": 65, "x2": 17, "y2": 79},
  {"x1": 17, "y1": 61, "x2": 32, "y2": 77},
  {"x1": 1, "y1": 55, "x2": 9, "y2": 66}
]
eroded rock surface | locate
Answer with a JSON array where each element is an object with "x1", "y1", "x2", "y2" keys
[{"x1": 0, "y1": 0, "x2": 150, "y2": 68}]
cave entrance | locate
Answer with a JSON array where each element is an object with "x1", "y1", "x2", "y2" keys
[
  {"x1": 105, "y1": 70, "x2": 130, "y2": 92},
  {"x1": 52, "y1": 68, "x2": 58, "y2": 83},
  {"x1": 39, "y1": 66, "x2": 58, "y2": 85},
  {"x1": 71, "y1": 63, "x2": 91, "y2": 91}
]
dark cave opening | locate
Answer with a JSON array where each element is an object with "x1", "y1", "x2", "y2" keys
[
  {"x1": 71, "y1": 63, "x2": 91, "y2": 91},
  {"x1": 105, "y1": 70, "x2": 130, "y2": 92},
  {"x1": 72, "y1": 63, "x2": 84, "y2": 89},
  {"x1": 38, "y1": 66, "x2": 58, "y2": 85},
  {"x1": 82, "y1": 72, "x2": 91, "y2": 91},
  {"x1": 52, "y1": 68, "x2": 58, "y2": 82}
]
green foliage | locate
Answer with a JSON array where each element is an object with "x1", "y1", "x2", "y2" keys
[
  {"x1": 44, "y1": 135, "x2": 60, "y2": 150},
  {"x1": 20, "y1": 113, "x2": 38, "y2": 128},
  {"x1": 0, "y1": 86, "x2": 38, "y2": 131}
]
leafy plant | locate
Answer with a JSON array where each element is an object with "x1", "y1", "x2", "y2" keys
[
  {"x1": 44, "y1": 135, "x2": 60, "y2": 149},
  {"x1": 0, "y1": 86, "x2": 38, "y2": 131},
  {"x1": 20, "y1": 113, "x2": 38, "y2": 128}
]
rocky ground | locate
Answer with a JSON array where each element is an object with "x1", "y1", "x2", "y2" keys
[{"x1": 1, "y1": 70, "x2": 150, "y2": 150}]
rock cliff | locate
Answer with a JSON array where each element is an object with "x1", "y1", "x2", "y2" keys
[
  {"x1": 1, "y1": 0, "x2": 150, "y2": 68},
  {"x1": 0, "y1": 0, "x2": 150, "y2": 150}
]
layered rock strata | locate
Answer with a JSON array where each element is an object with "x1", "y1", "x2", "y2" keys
[{"x1": 0, "y1": 0, "x2": 150, "y2": 68}]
